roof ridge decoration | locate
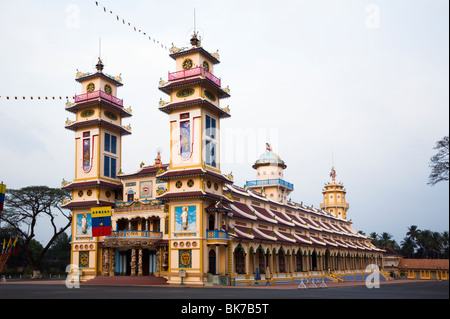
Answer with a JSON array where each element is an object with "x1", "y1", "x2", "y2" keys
[
  {"x1": 230, "y1": 224, "x2": 254, "y2": 239},
  {"x1": 253, "y1": 227, "x2": 277, "y2": 241},
  {"x1": 247, "y1": 203, "x2": 277, "y2": 223},
  {"x1": 274, "y1": 229, "x2": 296, "y2": 243}
]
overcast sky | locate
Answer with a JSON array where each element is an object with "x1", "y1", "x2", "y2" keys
[{"x1": 0, "y1": 0, "x2": 448, "y2": 245}]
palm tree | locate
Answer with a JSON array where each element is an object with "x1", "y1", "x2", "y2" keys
[
  {"x1": 379, "y1": 232, "x2": 394, "y2": 248},
  {"x1": 400, "y1": 237, "x2": 416, "y2": 258},
  {"x1": 442, "y1": 231, "x2": 449, "y2": 258},
  {"x1": 369, "y1": 232, "x2": 380, "y2": 247},
  {"x1": 431, "y1": 232, "x2": 443, "y2": 258},
  {"x1": 406, "y1": 225, "x2": 420, "y2": 242},
  {"x1": 417, "y1": 230, "x2": 433, "y2": 258}
]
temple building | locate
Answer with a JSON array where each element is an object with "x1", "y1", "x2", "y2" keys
[{"x1": 63, "y1": 33, "x2": 385, "y2": 285}]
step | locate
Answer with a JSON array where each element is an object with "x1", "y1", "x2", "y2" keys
[{"x1": 84, "y1": 275, "x2": 168, "y2": 286}]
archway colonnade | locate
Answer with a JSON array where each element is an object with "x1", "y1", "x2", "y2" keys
[{"x1": 231, "y1": 242, "x2": 383, "y2": 277}]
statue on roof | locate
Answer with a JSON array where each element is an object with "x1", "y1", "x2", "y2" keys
[
  {"x1": 330, "y1": 167, "x2": 337, "y2": 181},
  {"x1": 154, "y1": 150, "x2": 162, "y2": 167}
]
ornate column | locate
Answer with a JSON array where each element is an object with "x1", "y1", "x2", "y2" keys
[
  {"x1": 109, "y1": 248, "x2": 115, "y2": 276},
  {"x1": 102, "y1": 248, "x2": 110, "y2": 276},
  {"x1": 156, "y1": 247, "x2": 161, "y2": 275},
  {"x1": 131, "y1": 248, "x2": 136, "y2": 276},
  {"x1": 162, "y1": 245, "x2": 169, "y2": 271},
  {"x1": 138, "y1": 249, "x2": 143, "y2": 276}
]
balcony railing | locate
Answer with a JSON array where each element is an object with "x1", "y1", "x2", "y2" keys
[
  {"x1": 206, "y1": 230, "x2": 229, "y2": 240},
  {"x1": 109, "y1": 230, "x2": 163, "y2": 239},
  {"x1": 74, "y1": 90, "x2": 123, "y2": 107},
  {"x1": 168, "y1": 66, "x2": 221, "y2": 87},
  {"x1": 245, "y1": 179, "x2": 294, "y2": 190},
  {"x1": 114, "y1": 200, "x2": 163, "y2": 213}
]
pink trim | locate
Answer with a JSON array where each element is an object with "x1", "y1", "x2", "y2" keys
[
  {"x1": 74, "y1": 90, "x2": 123, "y2": 107},
  {"x1": 168, "y1": 66, "x2": 221, "y2": 87}
]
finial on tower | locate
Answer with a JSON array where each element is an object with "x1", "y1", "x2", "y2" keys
[
  {"x1": 190, "y1": 32, "x2": 200, "y2": 47},
  {"x1": 96, "y1": 57, "x2": 104, "y2": 72},
  {"x1": 330, "y1": 166, "x2": 337, "y2": 182},
  {"x1": 190, "y1": 8, "x2": 201, "y2": 47}
]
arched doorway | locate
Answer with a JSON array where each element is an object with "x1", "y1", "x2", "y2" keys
[
  {"x1": 278, "y1": 247, "x2": 286, "y2": 273},
  {"x1": 311, "y1": 250, "x2": 318, "y2": 271},
  {"x1": 208, "y1": 249, "x2": 216, "y2": 275},
  {"x1": 234, "y1": 245, "x2": 245, "y2": 274},
  {"x1": 324, "y1": 249, "x2": 330, "y2": 271},
  {"x1": 256, "y1": 246, "x2": 265, "y2": 273},
  {"x1": 295, "y1": 250, "x2": 303, "y2": 272}
]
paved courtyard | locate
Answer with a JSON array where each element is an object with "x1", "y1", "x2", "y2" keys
[{"x1": 0, "y1": 279, "x2": 448, "y2": 299}]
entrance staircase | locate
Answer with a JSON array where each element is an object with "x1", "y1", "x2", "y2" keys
[{"x1": 84, "y1": 275, "x2": 168, "y2": 286}]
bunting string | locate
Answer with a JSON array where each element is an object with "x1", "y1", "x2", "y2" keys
[
  {"x1": 94, "y1": 1, "x2": 170, "y2": 51},
  {"x1": 0, "y1": 96, "x2": 73, "y2": 101}
]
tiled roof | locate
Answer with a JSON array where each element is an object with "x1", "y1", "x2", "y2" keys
[
  {"x1": 119, "y1": 164, "x2": 169, "y2": 179},
  {"x1": 62, "y1": 180, "x2": 122, "y2": 190},
  {"x1": 398, "y1": 259, "x2": 449, "y2": 270}
]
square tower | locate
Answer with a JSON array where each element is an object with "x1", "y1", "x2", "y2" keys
[
  {"x1": 62, "y1": 58, "x2": 132, "y2": 280},
  {"x1": 157, "y1": 34, "x2": 233, "y2": 285}
]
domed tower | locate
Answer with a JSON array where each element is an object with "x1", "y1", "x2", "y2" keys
[
  {"x1": 320, "y1": 167, "x2": 349, "y2": 219},
  {"x1": 245, "y1": 143, "x2": 294, "y2": 204}
]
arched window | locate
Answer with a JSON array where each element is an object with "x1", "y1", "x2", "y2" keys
[
  {"x1": 296, "y1": 250, "x2": 303, "y2": 271},
  {"x1": 278, "y1": 248, "x2": 286, "y2": 273},
  {"x1": 208, "y1": 214, "x2": 215, "y2": 231},
  {"x1": 311, "y1": 250, "x2": 318, "y2": 271},
  {"x1": 256, "y1": 246, "x2": 265, "y2": 273},
  {"x1": 234, "y1": 246, "x2": 245, "y2": 274}
]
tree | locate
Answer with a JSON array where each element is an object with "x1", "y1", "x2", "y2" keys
[
  {"x1": 417, "y1": 229, "x2": 433, "y2": 258},
  {"x1": 428, "y1": 136, "x2": 449, "y2": 186},
  {"x1": 369, "y1": 232, "x2": 380, "y2": 247},
  {"x1": 379, "y1": 232, "x2": 394, "y2": 248},
  {"x1": 0, "y1": 186, "x2": 71, "y2": 278},
  {"x1": 43, "y1": 230, "x2": 71, "y2": 274},
  {"x1": 442, "y1": 231, "x2": 449, "y2": 258},
  {"x1": 400, "y1": 237, "x2": 416, "y2": 258},
  {"x1": 406, "y1": 225, "x2": 420, "y2": 242}
]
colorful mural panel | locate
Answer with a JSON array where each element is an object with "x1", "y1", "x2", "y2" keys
[
  {"x1": 77, "y1": 213, "x2": 92, "y2": 235},
  {"x1": 140, "y1": 181, "x2": 153, "y2": 198},
  {"x1": 180, "y1": 121, "x2": 191, "y2": 159},
  {"x1": 175, "y1": 205, "x2": 196, "y2": 231},
  {"x1": 83, "y1": 138, "x2": 91, "y2": 172}
]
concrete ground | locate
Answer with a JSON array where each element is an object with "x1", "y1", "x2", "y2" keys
[{"x1": 0, "y1": 278, "x2": 448, "y2": 299}]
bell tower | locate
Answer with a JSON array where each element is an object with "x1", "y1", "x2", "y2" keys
[
  {"x1": 63, "y1": 58, "x2": 132, "y2": 280},
  {"x1": 245, "y1": 143, "x2": 294, "y2": 204},
  {"x1": 157, "y1": 33, "x2": 233, "y2": 285},
  {"x1": 320, "y1": 167, "x2": 350, "y2": 219}
]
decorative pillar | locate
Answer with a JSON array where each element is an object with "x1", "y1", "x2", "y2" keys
[
  {"x1": 102, "y1": 248, "x2": 110, "y2": 276},
  {"x1": 156, "y1": 247, "x2": 161, "y2": 275},
  {"x1": 162, "y1": 245, "x2": 169, "y2": 271},
  {"x1": 109, "y1": 248, "x2": 115, "y2": 276},
  {"x1": 245, "y1": 248, "x2": 250, "y2": 276},
  {"x1": 138, "y1": 249, "x2": 143, "y2": 276},
  {"x1": 216, "y1": 245, "x2": 220, "y2": 275},
  {"x1": 131, "y1": 248, "x2": 136, "y2": 276}
]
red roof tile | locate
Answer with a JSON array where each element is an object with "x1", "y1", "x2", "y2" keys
[{"x1": 398, "y1": 259, "x2": 449, "y2": 270}]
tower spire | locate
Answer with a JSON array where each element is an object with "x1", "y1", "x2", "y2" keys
[{"x1": 96, "y1": 38, "x2": 104, "y2": 72}]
